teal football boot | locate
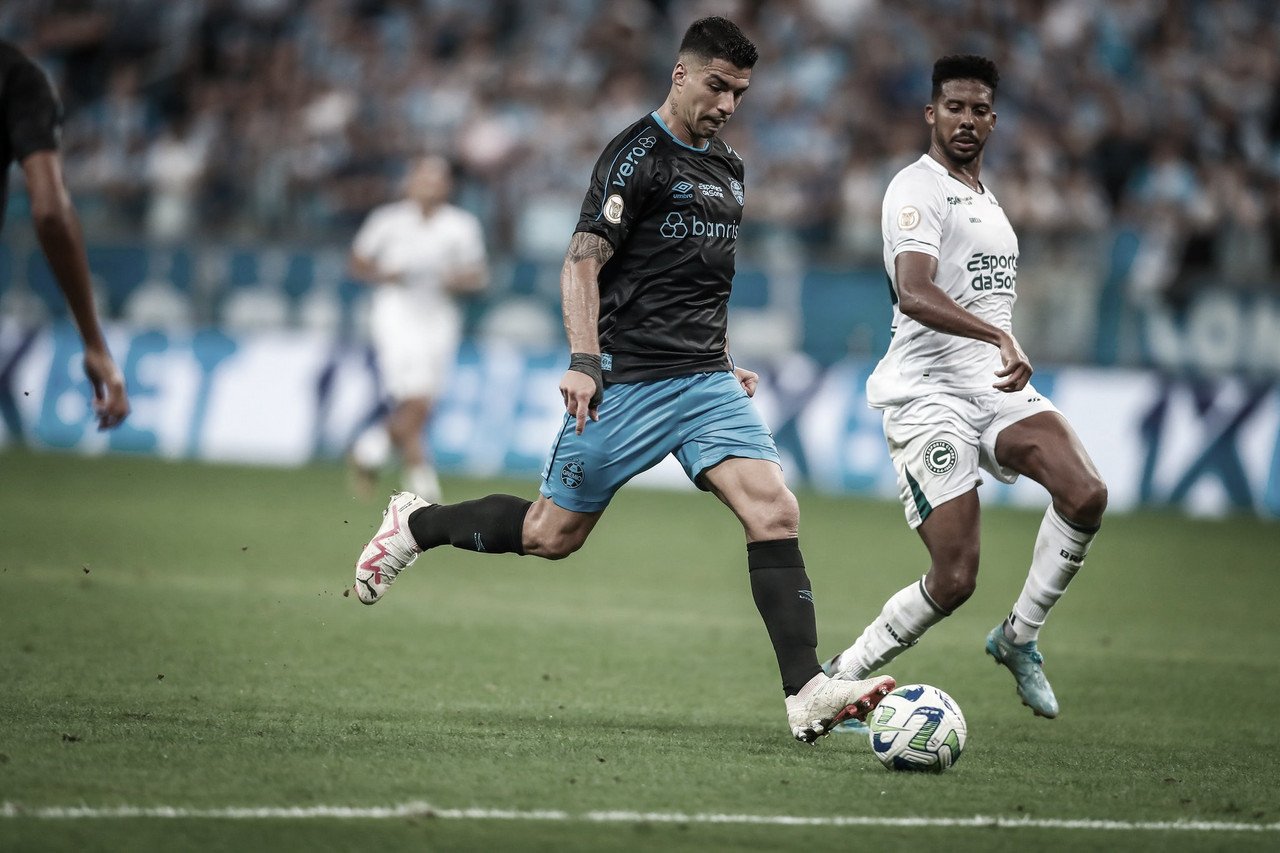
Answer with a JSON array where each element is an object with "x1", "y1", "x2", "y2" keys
[{"x1": 985, "y1": 624, "x2": 1059, "y2": 718}]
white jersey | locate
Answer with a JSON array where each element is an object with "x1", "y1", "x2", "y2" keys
[
  {"x1": 866, "y1": 154, "x2": 1019, "y2": 408},
  {"x1": 353, "y1": 199, "x2": 486, "y2": 399},
  {"x1": 352, "y1": 199, "x2": 486, "y2": 323}
]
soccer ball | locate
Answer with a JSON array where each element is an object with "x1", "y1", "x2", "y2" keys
[{"x1": 869, "y1": 684, "x2": 967, "y2": 773}]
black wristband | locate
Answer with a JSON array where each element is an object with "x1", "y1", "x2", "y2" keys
[{"x1": 568, "y1": 352, "x2": 604, "y2": 407}]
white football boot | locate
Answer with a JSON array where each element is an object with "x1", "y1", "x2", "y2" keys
[
  {"x1": 785, "y1": 672, "x2": 896, "y2": 744},
  {"x1": 353, "y1": 492, "x2": 431, "y2": 604}
]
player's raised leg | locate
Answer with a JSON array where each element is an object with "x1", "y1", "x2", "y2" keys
[
  {"x1": 353, "y1": 492, "x2": 602, "y2": 603},
  {"x1": 986, "y1": 411, "x2": 1107, "y2": 717}
]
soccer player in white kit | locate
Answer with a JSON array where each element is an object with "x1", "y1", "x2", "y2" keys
[
  {"x1": 348, "y1": 156, "x2": 487, "y2": 501},
  {"x1": 825, "y1": 55, "x2": 1108, "y2": 724}
]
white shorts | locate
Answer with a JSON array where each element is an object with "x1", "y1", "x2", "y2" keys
[
  {"x1": 369, "y1": 298, "x2": 461, "y2": 402},
  {"x1": 881, "y1": 384, "x2": 1059, "y2": 528}
]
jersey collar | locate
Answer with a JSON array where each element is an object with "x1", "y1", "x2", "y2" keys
[
  {"x1": 919, "y1": 154, "x2": 985, "y2": 194},
  {"x1": 650, "y1": 111, "x2": 711, "y2": 152}
]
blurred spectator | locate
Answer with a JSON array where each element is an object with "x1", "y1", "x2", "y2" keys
[{"x1": 2, "y1": 0, "x2": 1278, "y2": 356}]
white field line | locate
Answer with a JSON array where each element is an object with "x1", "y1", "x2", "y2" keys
[{"x1": 1, "y1": 802, "x2": 1277, "y2": 833}]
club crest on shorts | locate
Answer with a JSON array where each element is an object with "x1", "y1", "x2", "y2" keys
[
  {"x1": 924, "y1": 439, "x2": 957, "y2": 474},
  {"x1": 561, "y1": 459, "x2": 586, "y2": 489}
]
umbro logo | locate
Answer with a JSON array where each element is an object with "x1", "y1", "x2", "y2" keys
[{"x1": 673, "y1": 181, "x2": 694, "y2": 193}]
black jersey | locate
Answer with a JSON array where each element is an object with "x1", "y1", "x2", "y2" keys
[
  {"x1": 0, "y1": 41, "x2": 62, "y2": 230},
  {"x1": 575, "y1": 111, "x2": 746, "y2": 384}
]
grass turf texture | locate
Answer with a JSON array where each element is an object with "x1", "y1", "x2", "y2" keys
[{"x1": 1, "y1": 449, "x2": 1278, "y2": 852}]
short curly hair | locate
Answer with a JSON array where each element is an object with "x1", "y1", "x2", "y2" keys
[
  {"x1": 679, "y1": 16, "x2": 758, "y2": 69},
  {"x1": 932, "y1": 54, "x2": 999, "y2": 100}
]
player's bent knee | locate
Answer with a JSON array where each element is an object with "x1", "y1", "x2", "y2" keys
[
  {"x1": 536, "y1": 532, "x2": 586, "y2": 560},
  {"x1": 522, "y1": 501, "x2": 592, "y2": 559},
  {"x1": 1061, "y1": 478, "x2": 1108, "y2": 526},
  {"x1": 928, "y1": 557, "x2": 978, "y2": 608},
  {"x1": 742, "y1": 489, "x2": 799, "y2": 541}
]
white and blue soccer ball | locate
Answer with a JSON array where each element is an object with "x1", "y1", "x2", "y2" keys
[{"x1": 869, "y1": 684, "x2": 967, "y2": 773}]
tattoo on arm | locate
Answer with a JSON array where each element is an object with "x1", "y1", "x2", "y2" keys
[{"x1": 566, "y1": 232, "x2": 614, "y2": 265}]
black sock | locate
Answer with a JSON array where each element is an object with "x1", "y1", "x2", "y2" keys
[
  {"x1": 748, "y1": 538, "x2": 822, "y2": 696},
  {"x1": 408, "y1": 495, "x2": 532, "y2": 555}
]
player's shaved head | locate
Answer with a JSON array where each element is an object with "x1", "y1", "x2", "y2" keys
[{"x1": 678, "y1": 16, "x2": 758, "y2": 69}]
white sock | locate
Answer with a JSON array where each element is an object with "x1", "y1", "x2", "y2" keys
[
  {"x1": 835, "y1": 577, "x2": 948, "y2": 678},
  {"x1": 351, "y1": 424, "x2": 391, "y2": 470},
  {"x1": 405, "y1": 464, "x2": 442, "y2": 503},
  {"x1": 1008, "y1": 505, "x2": 1098, "y2": 645}
]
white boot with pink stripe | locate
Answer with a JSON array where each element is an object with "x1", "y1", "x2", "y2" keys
[{"x1": 353, "y1": 492, "x2": 431, "y2": 604}]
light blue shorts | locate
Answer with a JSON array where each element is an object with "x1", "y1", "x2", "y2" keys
[{"x1": 539, "y1": 371, "x2": 782, "y2": 512}]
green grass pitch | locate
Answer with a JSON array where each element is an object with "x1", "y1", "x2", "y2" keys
[{"x1": 2, "y1": 449, "x2": 1278, "y2": 851}]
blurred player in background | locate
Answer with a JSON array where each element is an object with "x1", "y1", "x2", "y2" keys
[
  {"x1": 347, "y1": 155, "x2": 487, "y2": 501},
  {"x1": 1, "y1": 39, "x2": 128, "y2": 429},
  {"x1": 824, "y1": 55, "x2": 1107, "y2": 728},
  {"x1": 350, "y1": 17, "x2": 895, "y2": 744}
]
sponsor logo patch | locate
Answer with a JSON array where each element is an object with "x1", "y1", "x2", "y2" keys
[
  {"x1": 698, "y1": 182, "x2": 724, "y2": 199},
  {"x1": 898, "y1": 206, "x2": 921, "y2": 230},
  {"x1": 924, "y1": 439, "x2": 958, "y2": 475},
  {"x1": 660, "y1": 212, "x2": 689, "y2": 239},
  {"x1": 603, "y1": 194, "x2": 624, "y2": 224},
  {"x1": 610, "y1": 135, "x2": 657, "y2": 189},
  {"x1": 659, "y1": 212, "x2": 738, "y2": 240},
  {"x1": 967, "y1": 252, "x2": 1018, "y2": 291}
]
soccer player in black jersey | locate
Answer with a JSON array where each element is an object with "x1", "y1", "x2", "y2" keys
[
  {"x1": 1, "y1": 40, "x2": 128, "y2": 429},
  {"x1": 352, "y1": 17, "x2": 894, "y2": 743}
]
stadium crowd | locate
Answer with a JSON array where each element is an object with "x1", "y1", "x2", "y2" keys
[{"x1": 2, "y1": 0, "x2": 1278, "y2": 309}]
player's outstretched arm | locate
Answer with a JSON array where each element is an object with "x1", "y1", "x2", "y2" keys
[
  {"x1": 443, "y1": 263, "x2": 487, "y2": 295},
  {"x1": 894, "y1": 250, "x2": 1032, "y2": 392},
  {"x1": 559, "y1": 231, "x2": 612, "y2": 434},
  {"x1": 23, "y1": 150, "x2": 129, "y2": 429},
  {"x1": 347, "y1": 252, "x2": 402, "y2": 285}
]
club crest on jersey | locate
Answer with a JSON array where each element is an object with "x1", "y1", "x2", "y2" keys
[
  {"x1": 924, "y1": 439, "x2": 957, "y2": 475},
  {"x1": 730, "y1": 179, "x2": 744, "y2": 205},
  {"x1": 561, "y1": 459, "x2": 586, "y2": 489},
  {"x1": 603, "y1": 194, "x2": 624, "y2": 224},
  {"x1": 898, "y1": 206, "x2": 921, "y2": 230}
]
